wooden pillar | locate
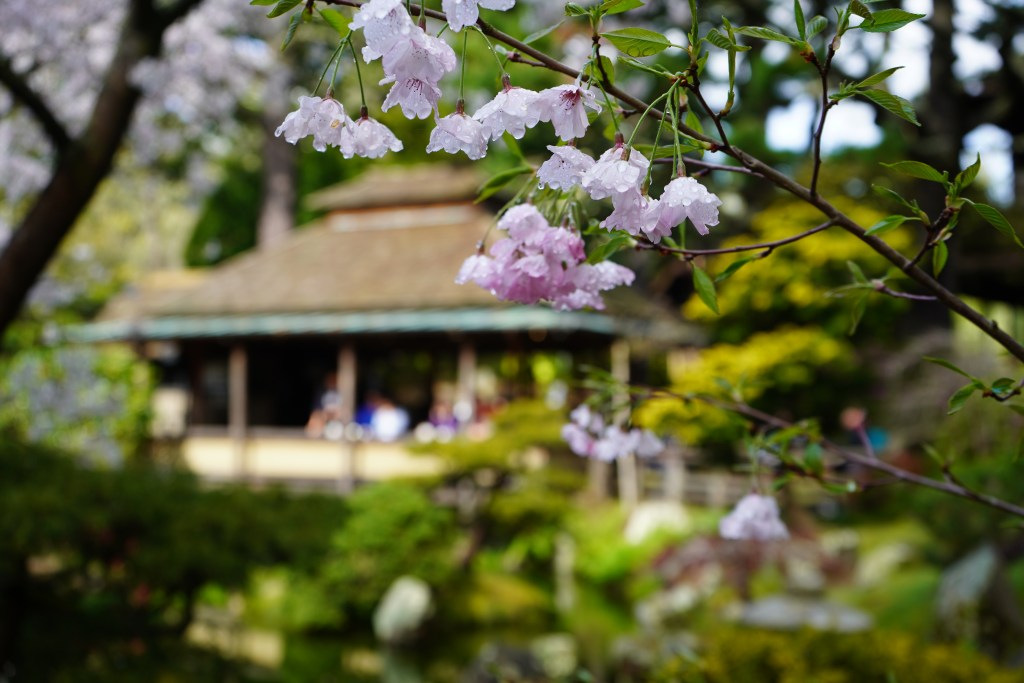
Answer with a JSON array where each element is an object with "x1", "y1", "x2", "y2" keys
[
  {"x1": 663, "y1": 444, "x2": 687, "y2": 503},
  {"x1": 337, "y1": 343, "x2": 357, "y2": 494},
  {"x1": 612, "y1": 340, "x2": 640, "y2": 509},
  {"x1": 455, "y1": 342, "x2": 477, "y2": 426},
  {"x1": 228, "y1": 344, "x2": 248, "y2": 480}
]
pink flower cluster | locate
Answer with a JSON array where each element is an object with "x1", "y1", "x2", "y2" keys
[
  {"x1": 274, "y1": 96, "x2": 402, "y2": 158},
  {"x1": 455, "y1": 204, "x2": 634, "y2": 310},
  {"x1": 561, "y1": 404, "x2": 664, "y2": 462},
  {"x1": 719, "y1": 493, "x2": 790, "y2": 541}
]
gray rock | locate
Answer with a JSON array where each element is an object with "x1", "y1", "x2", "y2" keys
[{"x1": 373, "y1": 576, "x2": 433, "y2": 645}]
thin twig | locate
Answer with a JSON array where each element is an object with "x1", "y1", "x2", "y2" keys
[
  {"x1": 808, "y1": 43, "x2": 837, "y2": 197},
  {"x1": 0, "y1": 55, "x2": 71, "y2": 154},
  {"x1": 652, "y1": 157, "x2": 762, "y2": 177},
  {"x1": 636, "y1": 219, "x2": 835, "y2": 258},
  {"x1": 873, "y1": 282, "x2": 938, "y2": 301}
]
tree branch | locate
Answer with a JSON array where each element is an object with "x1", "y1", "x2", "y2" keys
[
  {"x1": 635, "y1": 219, "x2": 835, "y2": 259},
  {"x1": 0, "y1": 55, "x2": 71, "y2": 155}
]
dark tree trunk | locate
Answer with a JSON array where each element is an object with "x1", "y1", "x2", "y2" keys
[
  {"x1": 257, "y1": 65, "x2": 297, "y2": 251},
  {"x1": 0, "y1": 0, "x2": 202, "y2": 344}
]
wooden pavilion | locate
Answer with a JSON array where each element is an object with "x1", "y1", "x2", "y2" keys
[{"x1": 80, "y1": 165, "x2": 701, "y2": 491}]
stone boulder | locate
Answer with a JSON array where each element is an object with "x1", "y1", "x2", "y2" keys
[{"x1": 373, "y1": 576, "x2": 433, "y2": 645}]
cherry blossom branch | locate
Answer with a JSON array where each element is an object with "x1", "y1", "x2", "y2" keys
[
  {"x1": 0, "y1": 55, "x2": 71, "y2": 154},
  {"x1": 636, "y1": 219, "x2": 835, "y2": 259},
  {"x1": 872, "y1": 281, "x2": 938, "y2": 302},
  {"x1": 652, "y1": 157, "x2": 762, "y2": 177},
  {"x1": 319, "y1": 0, "x2": 1024, "y2": 365},
  {"x1": 807, "y1": 42, "x2": 838, "y2": 197},
  {"x1": 669, "y1": 391, "x2": 1024, "y2": 519}
]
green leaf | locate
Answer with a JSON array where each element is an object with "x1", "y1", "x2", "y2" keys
[
  {"x1": 714, "y1": 256, "x2": 758, "y2": 284},
  {"x1": 991, "y1": 377, "x2": 1018, "y2": 398},
  {"x1": 857, "y1": 88, "x2": 920, "y2": 126},
  {"x1": 618, "y1": 55, "x2": 673, "y2": 75},
  {"x1": 734, "y1": 25, "x2": 802, "y2": 46},
  {"x1": 685, "y1": 106, "x2": 704, "y2": 135},
  {"x1": 600, "y1": 27, "x2": 673, "y2": 57},
  {"x1": 805, "y1": 15, "x2": 828, "y2": 38},
  {"x1": 847, "y1": 260, "x2": 868, "y2": 283},
  {"x1": 564, "y1": 3, "x2": 588, "y2": 16},
  {"x1": 953, "y1": 153, "x2": 981, "y2": 193},
  {"x1": 280, "y1": 11, "x2": 303, "y2": 50},
  {"x1": 849, "y1": 293, "x2": 868, "y2": 334},
  {"x1": 881, "y1": 160, "x2": 946, "y2": 183},
  {"x1": 501, "y1": 132, "x2": 526, "y2": 163},
  {"x1": 633, "y1": 142, "x2": 705, "y2": 159},
  {"x1": 849, "y1": 1, "x2": 873, "y2": 20},
  {"x1": 249, "y1": 0, "x2": 278, "y2": 5},
  {"x1": 872, "y1": 185, "x2": 922, "y2": 215},
  {"x1": 794, "y1": 0, "x2": 806, "y2": 39},
  {"x1": 317, "y1": 8, "x2": 350, "y2": 37},
  {"x1": 924, "y1": 356, "x2": 979, "y2": 381},
  {"x1": 692, "y1": 265, "x2": 720, "y2": 315},
  {"x1": 947, "y1": 383, "x2": 979, "y2": 415},
  {"x1": 803, "y1": 442, "x2": 823, "y2": 476},
  {"x1": 866, "y1": 214, "x2": 911, "y2": 236},
  {"x1": 855, "y1": 66, "x2": 902, "y2": 89},
  {"x1": 267, "y1": 0, "x2": 302, "y2": 18},
  {"x1": 823, "y1": 481, "x2": 858, "y2": 495},
  {"x1": 523, "y1": 20, "x2": 564, "y2": 44},
  {"x1": 932, "y1": 240, "x2": 948, "y2": 276},
  {"x1": 587, "y1": 232, "x2": 635, "y2": 264},
  {"x1": 475, "y1": 165, "x2": 532, "y2": 202},
  {"x1": 705, "y1": 28, "x2": 750, "y2": 51},
  {"x1": 583, "y1": 55, "x2": 616, "y2": 85},
  {"x1": 965, "y1": 200, "x2": 1024, "y2": 248},
  {"x1": 859, "y1": 9, "x2": 925, "y2": 33},
  {"x1": 599, "y1": 0, "x2": 644, "y2": 16},
  {"x1": 1008, "y1": 404, "x2": 1024, "y2": 417}
]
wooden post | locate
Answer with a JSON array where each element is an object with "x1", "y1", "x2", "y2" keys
[
  {"x1": 337, "y1": 343, "x2": 357, "y2": 494},
  {"x1": 228, "y1": 344, "x2": 248, "y2": 480},
  {"x1": 611, "y1": 340, "x2": 640, "y2": 510},
  {"x1": 455, "y1": 342, "x2": 477, "y2": 427},
  {"x1": 663, "y1": 444, "x2": 687, "y2": 503}
]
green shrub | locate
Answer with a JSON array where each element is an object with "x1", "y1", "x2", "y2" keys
[{"x1": 652, "y1": 628, "x2": 1019, "y2": 683}]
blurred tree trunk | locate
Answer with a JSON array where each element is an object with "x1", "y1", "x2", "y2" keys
[
  {"x1": 257, "y1": 65, "x2": 297, "y2": 251},
  {"x1": 0, "y1": 0, "x2": 202, "y2": 345}
]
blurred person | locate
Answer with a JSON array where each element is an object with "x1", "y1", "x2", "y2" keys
[{"x1": 371, "y1": 396, "x2": 409, "y2": 442}]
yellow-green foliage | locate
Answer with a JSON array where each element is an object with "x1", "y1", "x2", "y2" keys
[
  {"x1": 683, "y1": 199, "x2": 914, "y2": 339},
  {"x1": 637, "y1": 326, "x2": 854, "y2": 443},
  {"x1": 653, "y1": 628, "x2": 1019, "y2": 683}
]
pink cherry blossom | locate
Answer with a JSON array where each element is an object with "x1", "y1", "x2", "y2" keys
[
  {"x1": 562, "y1": 404, "x2": 664, "y2": 461},
  {"x1": 537, "y1": 145, "x2": 595, "y2": 190},
  {"x1": 655, "y1": 176, "x2": 722, "y2": 236},
  {"x1": 442, "y1": 0, "x2": 516, "y2": 32},
  {"x1": 472, "y1": 82, "x2": 541, "y2": 140},
  {"x1": 719, "y1": 493, "x2": 790, "y2": 541},
  {"x1": 339, "y1": 114, "x2": 403, "y2": 159},
  {"x1": 381, "y1": 27, "x2": 456, "y2": 85},
  {"x1": 535, "y1": 84, "x2": 602, "y2": 141},
  {"x1": 426, "y1": 111, "x2": 489, "y2": 159},
  {"x1": 600, "y1": 190, "x2": 662, "y2": 238},
  {"x1": 381, "y1": 78, "x2": 443, "y2": 120}
]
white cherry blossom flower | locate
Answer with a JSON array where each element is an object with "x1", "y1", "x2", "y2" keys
[
  {"x1": 561, "y1": 404, "x2": 663, "y2": 460},
  {"x1": 601, "y1": 190, "x2": 661, "y2": 238},
  {"x1": 537, "y1": 145, "x2": 595, "y2": 190},
  {"x1": 381, "y1": 78, "x2": 443, "y2": 119},
  {"x1": 536, "y1": 84, "x2": 602, "y2": 141},
  {"x1": 581, "y1": 143, "x2": 650, "y2": 200},
  {"x1": 339, "y1": 112, "x2": 404, "y2": 159},
  {"x1": 351, "y1": 0, "x2": 415, "y2": 62},
  {"x1": 719, "y1": 493, "x2": 790, "y2": 541},
  {"x1": 274, "y1": 95, "x2": 349, "y2": 152},
  {"x1": 655, "y1": 176, "x2": 722, "y2": 236},
  {"x1": 381, "y1": 26, "x2": 456, "y2": 85},
  {"x1": 442, "y1": 0, "x2": 516, "y2": 32},
  {"x1": 472, "y1": 80, "x2": 541, "y2": 140},
  {"x1": 427, "y1": 109, "x2": 489, "y2": 159}
]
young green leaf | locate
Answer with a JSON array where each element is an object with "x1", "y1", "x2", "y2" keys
[
  {"x1": 872, "y1": 185, "x2": 923, "y2": 216},
  {"x1": 953, "y1": 153, "x2": 981, "y2": 193},
  {"x1": 714, "y1": 256, "x2": 758, "y2": 283},
  {"x1": 734, "y1": 25, "x2": 802, "y2": 46},
  {"x1": 250, "y1": 0, "x2": 278, "y2": 5},
  {"x1": 849, "y1": 292, "x2": 868, "y2": 334},
  {"x1": 705, "y1": 28, "x2": 751, "y2": 52},
  {"x1": 859, "y1": 9, "x2": 925, "y2": 33},
  {"x1": 932, "y1": 240, "x2": 948, "y2": 275},
  {"x1": 523, "y1": 20, "x2": 564, "y2": 44},
  {"x1": 583, "y1": 55, "x2": 616, "y2": 85},
  {"x1": 849, "y1": 1, "x2": 873, "y2": 20},
  {"x1": 565, "y1": 3, "x2": 589, "y2": 16},
  {"x1": 881, "y1": 160, "x2": 947, "y2": 183},
  {"x1": 857, "y1": 89, "x2": 920, "y2": 126},
  {"x1": 281, "y1": 10, "x2": 303, "y2": 50},
  {"x1": 855, "y1": 66, "x2": 902, "y2": 89},
  {"x1": 599, "y1": 0, "x2": 645, "y2": 16},
  {"x1": 847, "y1": 260, "x2": 868, "y2": 283},
  {"x1": 947, "y1": 383, "x2": 979, "y2": 415},
  {"x1": 991, "y1": 377, "x2": 1018, "y2": 398},
  {"x1": 692, "y1": 265, "x2": 720, "y2": 315},
  {"x1": 617, "y1": 55, "x2": 673, "y2": 75},
  {"x1": 794, "y1": 0, "x2": 806, "y2": 39},
  {"x1": 267, "y1": 0, "x2": 302, "y2": 18},
  {"x1": 924, "y1": 356, "x2": 981, "y2": 381},
  {"x1": 475, "y1": 165, "x2": 532, "y2": 202},
  {"x1": 317, "y1": 8, "x2": 350, "y2": 37},
  {"x1": 964, "y1": 199, "x2": 1024, "y2": 248},
  {"x1": 587, "y1": 232, "x2": 635, "y2": 264},
  {"x1": 803, "y1": 442, "x2": 823, "y2": 476},
  {"x1": 600, "y1": 28, "x2": 673, "y2": 57},
  {"x1": 805, "y1": 15, "x2": 828, "y2": 39},
  {"x1": 866, "y1": 214, "x2": 912, "y2": 236}
]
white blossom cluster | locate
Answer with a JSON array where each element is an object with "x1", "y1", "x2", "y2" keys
[
  {"x1": 719, "y1": 493, "x2": 790, "y2": 541},
  {"x1": 561, "y1": 404, "x2": 664, "y2": 462}
]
